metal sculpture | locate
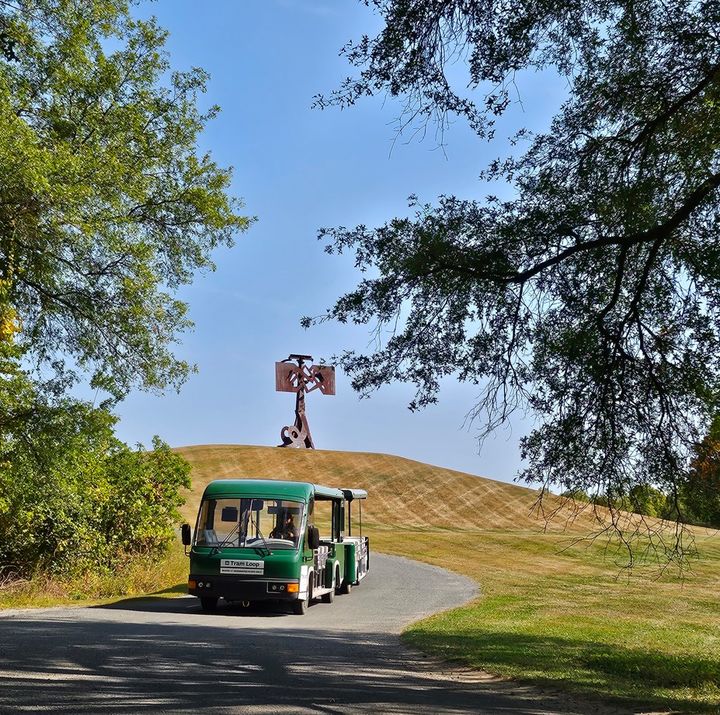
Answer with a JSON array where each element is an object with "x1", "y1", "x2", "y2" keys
[{"x1": 275, "y1": 354, "x2": 335, "y2": 448}]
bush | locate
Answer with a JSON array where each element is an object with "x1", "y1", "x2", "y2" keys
[{"x1": 0, "y1": 363, "x2": 190, "y2": 577}]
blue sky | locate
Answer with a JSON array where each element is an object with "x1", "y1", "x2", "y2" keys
[{"x1": 114, "y1": 0, "x2": 567, "y2": 483}]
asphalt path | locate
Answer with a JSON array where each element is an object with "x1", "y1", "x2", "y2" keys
[{"x1": 0, "y1": 554, "x2": 625, "y2": 714}]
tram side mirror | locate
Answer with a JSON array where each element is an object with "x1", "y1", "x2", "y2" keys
[
  {"x1": 307, "y1": 525, "x2": 320, "y2": 550},
  {"x1": 181, "y1": 523, "x2": 191, "y2": 546}
]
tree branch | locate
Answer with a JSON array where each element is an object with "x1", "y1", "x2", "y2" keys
[{"x1": 456, "y1": 172, "x2": 720, "y2": 285}]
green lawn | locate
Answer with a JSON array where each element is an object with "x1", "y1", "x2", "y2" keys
[{"x1": 371, "y1": 527, "x2": 720, "y2": 712}]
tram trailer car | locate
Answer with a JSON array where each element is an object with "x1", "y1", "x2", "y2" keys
[{"x1": 181, "y1": 479, "x2": 369, "y2": 614}]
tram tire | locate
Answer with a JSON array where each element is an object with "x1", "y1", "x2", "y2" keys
[
  {"x1": 200, "y1": 596, "x2": 218, "y2": 612},
  {"x1": 322, "y1": 583, "x2": 335, "y2": 603},
  {"x1": 324, "y1": 568, "x2": 339, "y2": 602},
  {"x1": 293, "y1": 582, "x2": 312, "y2": 615}
]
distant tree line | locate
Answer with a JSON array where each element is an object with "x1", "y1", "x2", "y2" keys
[{"x1": 563, "y1": 416, "x2": 720, "y2": 529}]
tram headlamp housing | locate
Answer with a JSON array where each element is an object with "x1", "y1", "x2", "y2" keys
[{"x1": 267, "y1": 582, "x2": 299, "y2": 594}]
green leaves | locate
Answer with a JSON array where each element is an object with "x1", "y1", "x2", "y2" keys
[
  {"x1": 0, "y1": 367, "x2": 191, "y2": 576},
  {"x1": 0, "y1": 1, "x2": 240, "y2": 577},
  {"x1": 318, "y1": 1, "x2": 720, "y2": 551},
  {"x1": 0, "y1": 0, "x2": 251, "y2": 400}
]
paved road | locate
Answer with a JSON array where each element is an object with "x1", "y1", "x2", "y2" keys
[{"x1": 0, "y1": 554, "x2": 622, "y2": 714}]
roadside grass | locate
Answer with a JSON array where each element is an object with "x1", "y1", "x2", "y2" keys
[
  {"x1": 373, "y1": 528, "x2": 720, "y2": 712},
  {"x1": 0, "y1": 547, "x2": 187, "y2": 610}
]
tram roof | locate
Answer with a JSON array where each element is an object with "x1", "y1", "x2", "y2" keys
[{"x1": 202, "y1": 479, "x2": 362, "y2": 502}]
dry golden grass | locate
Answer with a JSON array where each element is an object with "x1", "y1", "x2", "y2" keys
[
  {"x1": 0, "y1": 548, "x2": 188, "y2": 609},
  {"x1": 176, "y1": 443, "x2": 595, "y2": 532}
]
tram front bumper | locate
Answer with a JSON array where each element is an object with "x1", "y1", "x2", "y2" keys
[{"x1": 188, "y1": 575, "x2": 301, "y2": 601}]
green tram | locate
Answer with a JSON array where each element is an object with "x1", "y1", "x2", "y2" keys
[{"x1": 181, "y1": 479, "x2": 369, "y2": 614}]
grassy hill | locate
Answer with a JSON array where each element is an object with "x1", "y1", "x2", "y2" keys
[
  {"x1": 176, "y1": 443, "x2": 565, "y2": 530},
  {"x1": 176, "y1": 444, "x2": 720, "y2": 713}
]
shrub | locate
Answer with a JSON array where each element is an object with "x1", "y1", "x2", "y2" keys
[{"x1": 0, "y1": 363, "x2": 190, "y2": 577}]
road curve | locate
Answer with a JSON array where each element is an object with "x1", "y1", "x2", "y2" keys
[{"x1": 0, "y1": 554, "x2": 618, "y2": 714}]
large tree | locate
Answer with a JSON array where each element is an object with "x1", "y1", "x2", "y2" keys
[
  {"x1": 682, "y1": 415, "x2": 720, "y2": 528},
  {"x1": 313, "y1": 1, "x2": 720, "y2": 548},
  {"x1": 0, "y1": 0, "x2": 249, "y2": 400},
  {"x1": 0, "y1": 0, "x2": 247, "y2": 581}
]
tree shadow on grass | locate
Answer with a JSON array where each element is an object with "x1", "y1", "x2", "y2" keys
[{"x1": 402, "y1": 628, "x2": 720, "y2": 713}]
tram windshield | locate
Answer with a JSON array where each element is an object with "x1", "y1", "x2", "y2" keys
[{"x1": 195, "y1": 498, "x2": 305, "y2": 550}]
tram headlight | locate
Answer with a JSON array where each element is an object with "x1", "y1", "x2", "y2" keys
[{"x1": 268, "y1": 582, "x2": 299, "y2": 593}]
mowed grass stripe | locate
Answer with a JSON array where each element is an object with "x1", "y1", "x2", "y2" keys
[
  {"x1": 176, "y1": 443, "x2": 583, "y2": 531},
  {"x1": 177, "y1": 444, "x2": 720, "y2": 713}
]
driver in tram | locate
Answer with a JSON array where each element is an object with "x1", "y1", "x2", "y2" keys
[{"x1": 270, "y1": 510, "x2": 297, "y2": 540}]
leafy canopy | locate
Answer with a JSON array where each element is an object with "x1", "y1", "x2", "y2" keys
[
  {"x1": 683, "y1": 415, "x2": 720, "y2": 528},
  {"x1": 0, "y1": 1, "x2": 244, "y2": 580},
  {"x1": 313, "y1": 1, "x2": 720, "y2": 539},
  {"x1": 0, "y1": 0, "x2": 250, "y2": 400}
]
